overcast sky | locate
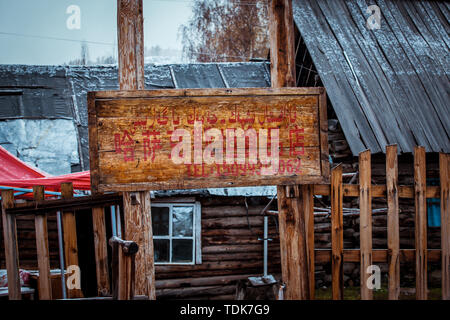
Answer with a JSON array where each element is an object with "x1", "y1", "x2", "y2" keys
[{"x1": 0, "y1": 0, "x2": 192, "y2": 65}]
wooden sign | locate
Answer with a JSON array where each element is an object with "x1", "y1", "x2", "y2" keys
[{"x1": 88, "y1": 88, "x2": 329, "y2": 192}]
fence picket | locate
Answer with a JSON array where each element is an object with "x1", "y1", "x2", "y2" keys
[
  {"x1": 359, "y1": 150, "x2": 373, "y2": 300},
  {"x1": 386, "y1": 145, "x2": 400, "y2": 300},
  {"x1": 440, "y1": 153, "x2": 450, "y2": 300},
  {"x1": 414, "y1": 146, "x2": 427, "y2": 300},
  {"x1": 33, "y1": 185, "x2": 52, "y2": 300},
  {"x1": 331, "y1": 164, "x2": 344, "y2": 300}
]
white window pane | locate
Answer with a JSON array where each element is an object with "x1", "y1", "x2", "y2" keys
[
  {"x1": 172, "y1": 206, "x2": 193, "y2": 237},
  {"x1": 172, "y1": 239, "x2": 193, "y2": 263},
  {"x1": 154, "y1": 239, "x2": 170, "y2": 263},
  {"x1": 152, "y1": 206, "x2": 170, "y2": 236}
]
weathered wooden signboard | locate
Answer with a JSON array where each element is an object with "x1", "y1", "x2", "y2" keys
[{"x1": 88, "y1": 88, "x2": 329, "y2": 192}]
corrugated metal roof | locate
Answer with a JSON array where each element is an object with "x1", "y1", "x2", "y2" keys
[{"x1": 293, "y1": 0, "x2": 450, "y2": 154}]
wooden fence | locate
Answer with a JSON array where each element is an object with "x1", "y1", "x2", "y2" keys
[
  {"x1": 290, "y1": 146, "x2": 448, "y2": 300},
  {"x1": 1, "y1": 184, "x2": 121, "y2": 300}
]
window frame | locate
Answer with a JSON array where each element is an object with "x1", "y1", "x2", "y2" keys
[{"x1": 151, "y1": 202, "x2": 201, "y2": 265}]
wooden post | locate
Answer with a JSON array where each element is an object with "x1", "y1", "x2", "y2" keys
[
  {"x1": 92, "y1": 207, "x2": 110, "y2": 296},
  {"x1": 268, "y1": 0, "x2": 296, "y2": 88},
  {"x1": 440, "y1": 153, "x2": 450, "y2": 300},
  {"x1": 277, "y1": 185, "x2": 310, "y2": 299},
  {"x1": 359, "y1": 150, "x2": 373, "y2": 300},
  {"x1": 117, "y1": 0, "x2": 155, "y2": 299},
  {"x1": 123, "y1": 192, "x2": 155, "y2": 299},
  {"x1": 269, "y1": 0, "x2": 311, "y2": 300},
  {"x1": 414, "y1": 146, "x2": 427, "y2": 300},
  {"x1": 331, "y1": 164, "x2": 344, "y2": 300},
  {"x1": 61, "y1": 182, "x2": 83, "y2": 298},
  {"x1": 386, "y1": 145, "x2": 400, "y2": 300},
  {"x1": 303, "y1": 184, "x2": 315, "y2": 299},
  {"x1": 117, "y1": 0, "x2": 145, "y2": 90},
  {"x1": 33, "y1": 186, "x2": 52, "y2": 300},
  {"x1": 1, "y1": 190, "x2": 21, "y2": 300}
]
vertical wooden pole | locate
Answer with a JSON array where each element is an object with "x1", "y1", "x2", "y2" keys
[
  {"x1": 331, "y1": 164, "x2": 344, "y2": 300},
  {"x1": 33, "y1": 186, "x2": 52, "y2": 300},
  {"x1": 1, "y1": 190, "x2": 21, "y2": 300},
  {"x1": 414, "y1": 146, "x2": 428, "y2": 300},
  {"x1": 61, "y1": 182, "x2": 83, "y2": 298},
  {"x1": 359, "y1": 150, "x2": 373, "y2": 300},
  {"x1": 122, "y1": 192, "x2": 155, "y2": 299},
  {"x1": 117, "y1": 0, "x2": 145, "y2": 90},
  {"x1": 440, "y1": 153, "x2": 450, "y2": 300},
  {"x1": 92, "y1": 207, "x2": 110, "y2": 296},
  {"x1": 303, "y1": 184, "x2": 315, "y2": 299},
  {"x1": 268, "y1": 0, "x2": 296, "y2": 87},
  {"x1": 269, "y1": 0, "x2": 311, "y2": 300},
  {"x1": 386, "y1": 145, "x2": 400, "y2": 300},
  {"x1": 117, "y1": 0, "x2": 155, "y2": 299},
  {"x1": 277, "y1": 185, "x2": 310, "y2": 299}
]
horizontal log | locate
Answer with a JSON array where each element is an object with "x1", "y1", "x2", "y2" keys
[
  {"x1": 202, "y1": 205, "x2": 269, "y2": 218},
  {"x1": 156, "y1": 284, "x2": 236, "y2": 299},
  {"x1": 156, "y1": 274, "x2": 256, "y2": 289}
]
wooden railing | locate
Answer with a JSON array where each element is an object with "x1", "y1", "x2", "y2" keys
[
  {"x1": 280, "y1": 146, "x2": 449, "y2": 300},
  {"x1": 1, "y1": 183, "x2": 122, "y2": 300}
]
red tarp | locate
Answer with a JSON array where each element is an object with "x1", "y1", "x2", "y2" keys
[
  {"x1": 0, "y1": 145, "x2": 48, "y2": 180},
  {"x1": 0, "y1": 145, "x2": 91, "y2": 194}
]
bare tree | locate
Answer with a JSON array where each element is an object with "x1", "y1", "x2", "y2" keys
[{"x1": 180, "y1": 0, "x2": 269, "y2": 62}]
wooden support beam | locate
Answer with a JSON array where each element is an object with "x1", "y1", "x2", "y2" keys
[
  {"x1": 268, "y1": 0, "x2": 296, "y2": 87},
  {"x1": 277, "y1": 185, "x2": 310, "y2": 299},
  {"x1": 386, "y1": 145, "x2": 400, "y2": 300},
  {"x1": 414, "y1": 147, "x2": 428, "y2": 300},
  {"x1": 359, "y1": 150, "x2": 373, "y2": 300},
  {"x1": 33, "y1": 186, "x2": 52, "y2": 300},
  {"x1": 61, "y1": 182, "x2": 83, "y2": 298},
  {"x1": 302, "y1": 184, "x2": 315, "y2": 299},
  {"x1": 331, "y1": 164, "x2": 343, "y2": 300},
  {"x1": 92, "y1": 207, "x2": 110, "y2": 296},
  {"x1": 269, "y1": 0, "x2": 312, "y2": 300},
  {"x1": 440, "y1": 153, "x2": 450, "y2": 300},
  {"x1": 117, "y1": 0, "x2": 145, "y2": 90},
  {"x1": 1, "y1": 190, "x2": 21, "y2": 300},
  {"x1": 123, "y1": 192, "x2": 155, "y2": 299},
  {"x1": 117, "y1": 0, "x2": 155, "y2": 300}
]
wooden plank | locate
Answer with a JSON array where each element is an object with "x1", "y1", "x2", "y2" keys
[
  {"x1": 92, "y1": 207, "x2": 110, "y2": 296},
  {"x1": 61, "y1": 182, "x2": 83, "y2": 298},
  {"x1": 268, "y1": 0, "x2": 296, "y2": 87},
  {"x1": 302, "y1": 184, "x2": 315, "y2": 299},
  {"x1": 33, "y1": 186, "x2": 52, "y2": 300},
  {"x1": 1, "y1": 190, "x2": 21, "y2": 300},
  {"x1": 6, "y1": 193, "x2": 121, "y2": 215},
  {"x1": 359, "y1": 150, "x2": 373, "y2": 300},
  {"x1": 331, "y1": 164, "x2": 343, "y2": 300},
  {"x1": 123, "y1": 191, "x2": 155, "y2": 299},
  {"x1": 386, "y1": 145, "x2": 400, "y2": 300},
  {"x1": 414, "y1": 146, "x2": 427, "y2": 300},
  {"x1": 440, "y1": 153, "x2": 450, "y2": 300}
]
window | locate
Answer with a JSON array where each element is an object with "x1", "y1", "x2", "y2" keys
[{"x1": 151, "y1": 202, "x2": 201, "y2": 265}]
